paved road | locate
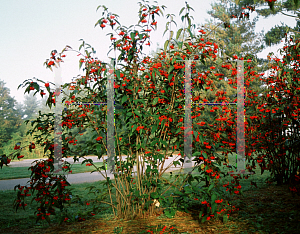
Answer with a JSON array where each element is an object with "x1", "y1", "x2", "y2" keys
[{"x1": 0, "y1": 154, "x2": 199, "y2": 191}]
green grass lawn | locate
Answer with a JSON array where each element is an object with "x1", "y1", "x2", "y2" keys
[
  {"x1": 1, "y1": 150, "x2": 299, "y2": 233},
  {"x1": 0, "y1": 152, "x2": 279, "y2": 232},
  {"x1": 1, "y1": 150, "x2": 256, "y2": 181},
  {"x1": 0, "y1": 162, "x2": 104, "y2": 180}
]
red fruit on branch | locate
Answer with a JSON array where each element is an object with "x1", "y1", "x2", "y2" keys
[
  {"x1": 14, "y1": 145, "x2": 20, "y2": 150},
  {"x1": 29, "y1": 142, "x2": 35, "y2": 149},
  {"x1": 48, "y1": 61, "x2": 54, "y2": 66}
]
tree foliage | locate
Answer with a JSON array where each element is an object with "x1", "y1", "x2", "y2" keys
[
  {"x1": 204, "y1": 0, "x2": 265, "y2": 58},
  {"x1": 0, "y1": 80, "x2": 23, "y2": 154},
  {"x1": 236, "y1": 0, "x2": 300, "y2": 46},
  {"x1": 18, "y1": 92, "x2": 41, "y2": 121},
  {"x1": 192, "y1": 0, "x2": 269, "y2": 123}
]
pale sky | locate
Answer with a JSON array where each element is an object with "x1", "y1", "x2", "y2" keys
[{"x1": 0, "y1": 0, "x2": 297, "y2": 111}]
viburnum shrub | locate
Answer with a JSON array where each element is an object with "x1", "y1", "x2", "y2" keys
[
  {"x1": 2, "y1": 0, "x2": 271, "y2": 225},
  {"x1": 243, "y1": 34, "x2": 300, "y2": 194}
]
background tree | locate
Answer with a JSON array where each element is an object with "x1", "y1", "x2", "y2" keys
[
  {"x1": 190, "y1": 0, "x2": 268, "y2": 127},
  {"x1": 1, "y1": 91, "x2": 48, "y2": 159},
  {"x1": 0, "y1": 80, "x2": 23, "y2": 154},
  {"x1": 235, "y1": 0, "x2": 300, "y2": 46},
  {"x1": 20, "y1": 92, "x2": 41, "y2": 121},
  {"x1": 203, "y1": 0, "x2": 269, "y2": 73}
]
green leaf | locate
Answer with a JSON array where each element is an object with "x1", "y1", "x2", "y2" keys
[
  {"x1": 168, "y1": 66, "x2": 174, "y2": 75},
  {"x1": 152, "y1": 70, "x2": 155, "y2": 80},
  {"x1": 161, "y1": 140, "x2": 168, "y2": 147},
  {"x1": 173, "y1": 160, "x2": 181, "y2": 167},
  {"x1": 208, "y1": 183, "x2": 214, "y2": 192},
  {"x1": 79, "y1": 60, "x2": 84, "y2": 70},
  {"x1": 44, "y1": 143, "x2": 50, "y2": 154},
  {"x1": 199, "y1": 211, "x2": 203, "y2": 220},
  {"x1": 176, "y1": 28, "x2": 183, "y2": 40},
  {"x1": 164, "y1": 40, "x2": 169, "y2": 51},
  {"x1": 33, "y1": 83, "x2": 40, "y2": 92},
  {"x1": 193, "y1": 131, "x2": 198, "y2": 139},
  {"x1": 96, "y1": 144, "x2": 102, "y2": 152},
  {"x1": 211, "y1": 202, "x2": 217, "y2": 214},
  {"x1": 223, "y1": 214, "x2": 228, "y2": 223},
  {"x1": 211, "y1": 193, "x2": 217, "y2": 205},
  {"x1": 199, "y1": 134, "x2": 204, "y2": 144},
  {"x1": 181, "y1": 15, "x2": 185, "y2": 23},
  {"x1": 179, "y1": 7, "x2": 185, "y2": 15},
  {"x1": 201, "y1": 215, "x2": 208, "y2": 223},
  {"x1": 164, "y1": 208, "x2": 176, "y2": 218},
  {"x1": 115, "y1": 70, "x2": 120, "y2": 79},
  {"x1": 187, "y1": 28, "x2": 194, "y2": 38},
  {"x1": 131, "y1": 124, "x2": 138, "y2": 133},
  {"x1": 121, "y1": 95, "x2": 128, "y2": 104},
  {"x1": 153, "y1": 97, "x2": 159, "y2": 105},
  {"x1": 133, "y1": 110, "x2": 141, "y2": 117},
  {"x1": 192, "y1": 152, "x2": 201, "y2": 156},
  {"x1": 184, "y1": 42, "x2": 192, "y2": 52},
  {"x1": 151, "y1": 123, "x2": 159, "y2": 136},
  {"x1": 175, "y1": 127, "x2": 181, "y2": 134},
  {"x1": 150, "y1": 192, "x2": 159, "y2": 199},
  {"x1": 130, "y1": 32, "x2": 135, "y2": 41},
  {"x1": 187, "y1": 18, "x2": 191, "y2": 29},
  {"x1": 178, "y1": 41, "x2": 183, "y2": 49}
]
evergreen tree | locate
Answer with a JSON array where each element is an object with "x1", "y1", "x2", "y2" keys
[
  {"x1": 199, "y1": 0, "x2": 271, "y2": 99},
  {"x1": 203, "y1": 0, "x2": 266, "y2": 62},
  {"x1": 235, "y1": 0, "x2": 300, "y2": 46},
  {"x1": 0, "y1": 80, "x2": 23, "y2": 154}
]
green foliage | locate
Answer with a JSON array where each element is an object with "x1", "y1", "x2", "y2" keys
[
  {"x1": 0, "y1": 80, "x2": 24, "y2": 152},
  {"x1": 204, "y1": 0, "x2": 265, "y2": 58},
  {"x1": 7, "y1": 0, "x2": 299, "y2": 228},
  {"x1": 237, "y1": 0, "x2": 300, "y2": 48},
  {"x1": 1, "y1": 91, "x2": 48, "y2": 159},
  {"x1": 264, "y1": 24, "x2": 290, "y2": 46}
]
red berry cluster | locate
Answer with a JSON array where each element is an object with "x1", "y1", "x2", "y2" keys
[{"x1": 13, "y1": 156, "x2": 73, "y2": 223}]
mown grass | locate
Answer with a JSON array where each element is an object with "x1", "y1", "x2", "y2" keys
[
  {"x1": 0, "y1": 162, "x2": 104, "y2": 180},
  {"x1": 1, "y1": 151, "x2": 299, "y2": 233}
]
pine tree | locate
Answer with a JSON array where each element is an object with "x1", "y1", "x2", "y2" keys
[{"x1": 236, "y1": 0, "x2": 300, "y2": 46}]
